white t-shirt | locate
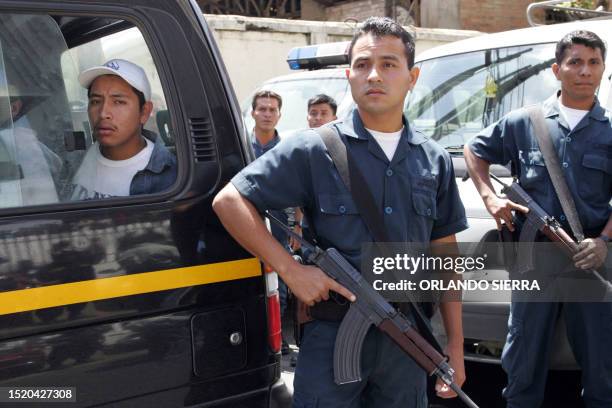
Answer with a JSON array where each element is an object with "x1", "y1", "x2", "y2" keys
[
  {"x1": 366, "y1": 126, "x2": 404, "y2": 161},
  {"x1": 558, "y1": 100, "x2": 588, "y2": 131},
  {"x1": 71, "y1": 138, "x2": 153, "y2": 199}
]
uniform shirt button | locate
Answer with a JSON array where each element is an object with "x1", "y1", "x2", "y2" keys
[
  {"x1": 566, "y1": 137, "x2": 572, "y2": 143},
  {"x1": 385, "y1": 206, "x2": 393, "y2": 214},
  {"x1": 426, "y1": 208, "x2": 432, "y2": 216},
  {"x1": 562, "y1": 162, "x2": 569, "y2": 168},
  {"x1": 339, "y1": 205, "x2": 346, "y2": 214},
  {"x1": 386, "y1": 169, "x2": 394, "y2": 177},
  {"x1": 560, "y1": 214, "x2": 566, "y2": 221}
]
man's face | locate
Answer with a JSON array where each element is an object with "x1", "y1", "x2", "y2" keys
[
  {"x1": 307, "y1": 103, "x2": 337, "y2": 128},
  {"x1": 552, "y1": 44, "x2": 605, "y2": 105},
  {"x1": 251, "y1": 97, "x2": 280, "y2": 133},
  {"x1": 88, "y1": 75, "x2": 151, "y2": 149},
  {"x1": 348, "y1": 34, "x2": 418, "y2": 117}
]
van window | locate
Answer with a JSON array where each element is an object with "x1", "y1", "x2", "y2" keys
[
  {"x1": 406, "y1": 43, "x2": 557, "y2": 148},
  {"x1": 0, "y1": 13, "x2": 175, "y2": 209}
]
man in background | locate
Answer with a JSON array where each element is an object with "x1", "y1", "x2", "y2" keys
[{"x1": 307, "y1": 93, "x2": 337, "y2": 128}]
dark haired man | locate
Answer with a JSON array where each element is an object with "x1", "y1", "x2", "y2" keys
[
  {"x1": 250, "y1": 90, "x2": 283, "y2": 156},
  {"x1": 307, "y1": 94, "x2": 337, "y2": 128},
  {"x1": 71, "y1": 59, "x2": 176, "y2": 199},
  {"x1": 214, "y1": 17, "x2": 467, "y2": 407},
  {"x1": 465, "y1": 30, "x2": 611, "y2": 407}
]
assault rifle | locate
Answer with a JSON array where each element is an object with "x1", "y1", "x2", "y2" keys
[
  {"x1": 266, "y1": 212, "x2": 479, "y2": 408},
  {"x1": 490, "y1": 174, "x2": 612, "y2": 297}
]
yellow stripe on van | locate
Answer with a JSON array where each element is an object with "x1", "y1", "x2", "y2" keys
[{"x1": 0, "y1": 258, "x2": 261, "y2": 315}]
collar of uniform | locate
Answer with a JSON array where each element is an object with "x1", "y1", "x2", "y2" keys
[
  {"x1": 587, "y1": 98, "x2": 608, "y2": 122},
  {"x1": 335, "y1": 108, "x2": 428, "y2": 145},
  {"x1": 251, "y1": 129, "x2": 280, "y2": 150},
  {"x1": 543, "y1": 91, "x2": 608, "y2": 123}
]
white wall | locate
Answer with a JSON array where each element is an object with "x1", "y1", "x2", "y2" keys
[{"x1": 205, "y1": 15, "x2": 481, "y2": 103}]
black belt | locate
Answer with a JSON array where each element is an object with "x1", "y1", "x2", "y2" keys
[{"x1": 309, "y1": 298, "x2": 430, "y2": 322}]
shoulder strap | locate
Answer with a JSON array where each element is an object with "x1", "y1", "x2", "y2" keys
[
  {"x1": 315, "y1": 126, "x2": 443, "y2": 354},
  {"x1": 526, "y1": 105, "x2": 585, "y2": 241},
  {"x1": 316, "y1": 126, "x2": 390, "y2": 242}
]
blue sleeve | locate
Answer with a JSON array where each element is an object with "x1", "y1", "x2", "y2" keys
[
  {"x1": 431, "y1": 151, "x2": 468, "y2": 240},
  {"x1": 467, "y1": 114, "x2": 518, "y2": 166},
  {"x1": 231, "y1": 132, "x2": 314, "y2": 213}
]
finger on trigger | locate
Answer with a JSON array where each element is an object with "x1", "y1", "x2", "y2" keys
[
  {"x1": 511, "y1": 202, "x2": 529, "y2": 213},
  {"x1": 332, "y1": 281, "x2": 356, "y2": 302}
]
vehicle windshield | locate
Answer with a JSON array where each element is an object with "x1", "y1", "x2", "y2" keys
[
  {"x1": 406, "y1": 43, "x2": 558, "y2": 149},
  {"x1": 242, "y1": 75, "x2": 351, "y2": 137}
]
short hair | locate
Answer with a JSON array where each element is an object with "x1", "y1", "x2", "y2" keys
[
  {"x1": 307, "y1": 94, "x2": 338, "y2": 115},
  {"x1": 555, "y1": 30, "x2": 607, "y2": 64},
  {"x1": 87, "y1": 84, "x2": 146, "y2": 110},
  {"x1": 348, "y1": 16, "x2": 415, "y2": 69},
  {"x1": 251, "y1": 90, "x2": 282, "y2": 111}
]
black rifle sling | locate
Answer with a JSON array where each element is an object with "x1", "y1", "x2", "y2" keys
[
  {"x1": 526, "y1": 106, "x2": 585, "y2": 241},
  {"x1": 316, "y1": 126, "x2": 443, "y2": 354},
  {"x1": 317, "y1": 127, "x2": 389, "y2": 242}
]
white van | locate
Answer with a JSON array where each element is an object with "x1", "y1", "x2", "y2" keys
[{"x1": 243, "y1": 19, "x2": 612, "y2": 368}]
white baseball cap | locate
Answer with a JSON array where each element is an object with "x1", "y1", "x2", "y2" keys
[{"x1": 78, "y1": 59, "x2": 151, "y2": 101}]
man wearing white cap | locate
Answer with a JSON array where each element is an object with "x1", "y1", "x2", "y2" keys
[{"x1": 70, "y1": 59, "x2": 176, "y2": 199}]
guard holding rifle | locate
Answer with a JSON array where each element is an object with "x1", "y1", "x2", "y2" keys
[
  {"x1": 464, "y1": 30, "x2": 612, "y2": 407},
  {"x1": 214, "y1": 17, "x2": 468, "y2": 407}
]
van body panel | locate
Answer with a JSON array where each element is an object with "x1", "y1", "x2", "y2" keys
[{"x1": 0, "y1": 1, "x2": 280, "y2": 405}]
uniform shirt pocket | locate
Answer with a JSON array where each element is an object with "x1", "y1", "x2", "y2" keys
[
  {"x1": 580, "y1": 151, "x2": 612, "y2": 201},
  {"x1": 518, "y1": 148, "x2": 548, "y2": 189},
  {"x1": 315, "y1": 193, "x2": 362, "y2": 252},
  {"x1": 411, "y1": 189, "x2": 437, "y2": 220}
]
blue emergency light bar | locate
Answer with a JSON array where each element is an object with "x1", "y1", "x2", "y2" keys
[{"x1": 287, "y1": 41, "x2": 350, "y2": 70}]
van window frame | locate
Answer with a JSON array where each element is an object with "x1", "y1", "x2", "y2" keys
[{"x1": 0, "y1": 4, "x2": 190, "y2": 217}]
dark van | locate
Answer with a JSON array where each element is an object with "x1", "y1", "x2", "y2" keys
[{"x1": 0, "y1": 1, "x2": 285, "y2": 406}]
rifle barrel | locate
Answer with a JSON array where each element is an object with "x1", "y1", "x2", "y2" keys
[{"x1": 266, "y1": 210, "x2": 316, "y2": 253}]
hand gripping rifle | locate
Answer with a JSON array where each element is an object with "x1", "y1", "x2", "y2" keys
[
  {"x1": 266, "y1": 212, "x2": 479, "y2": 408},
  {"x1": 490, "y1": 174, "x2": 612, "y2": 297}
]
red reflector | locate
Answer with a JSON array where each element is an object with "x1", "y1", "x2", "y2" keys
[{"x1": 267, "y1": 293, "x2": 282, "y2": 353}]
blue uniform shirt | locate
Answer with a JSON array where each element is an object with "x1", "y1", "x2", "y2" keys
[
  {"x1": 468, "y1": 93, "x2": 612, "y2": 234},
  {"x1": 233, "y1": 109, "x2": 468, "y2": 267},
  {"x1": 251, "y1": 130, "x2": 281, "y2": 157}
]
